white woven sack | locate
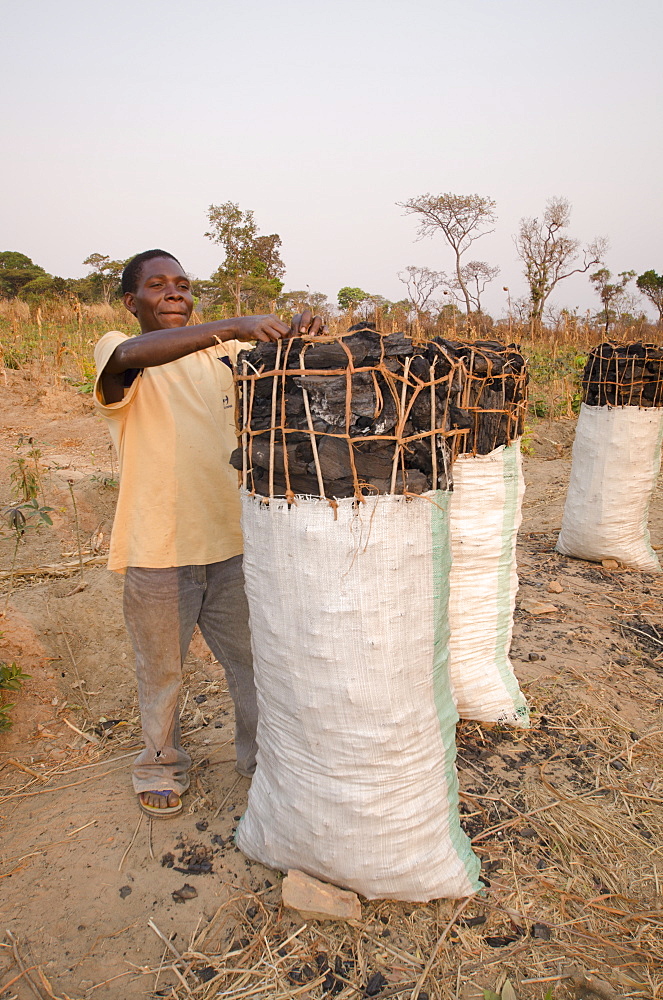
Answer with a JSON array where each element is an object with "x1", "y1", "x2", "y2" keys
[
  {"x1": 557, "y1": 404, "x2": 663, "y2": 573},
  {"x1": 448, "y1": 443, "x2": 529, "y2": 727},
  {"x1": 237, "y1": 490, "x2": 482, "y2": 901}
]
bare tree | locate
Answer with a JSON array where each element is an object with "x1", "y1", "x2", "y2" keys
[
  {"x1": 397, "y1": 265, "x2": 448, "y2": 318},
  {"x1": 455, "y1": 260, "x2": 500, "y2": 315},
  {"x1": 398, "y1": 193, "x2": 496, "y2": 316},
  {"x1": 515, "y1": 198, "x2": 608, "y2": 328}
]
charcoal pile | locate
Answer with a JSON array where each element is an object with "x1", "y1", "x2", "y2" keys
[
  {"x1": 582, "y1": 342, "x2": 663, "y2": 407},
  {"x1": 432, "y1": 339, "x2": 528, "y2": 457},
  {"x1": 231, "y1": 329, "x2": 528, "y2": 500}
]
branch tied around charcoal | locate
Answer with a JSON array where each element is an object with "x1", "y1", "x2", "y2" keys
[
  {"x1": 582, "y1": 341, "x2": 663, "y2": 408},
  {"x1": 433, "y1": 337, "x2": 528, "y2": 457},
  {"x1": 230, "y1": 327, "x2": 529, "y2": 501}
]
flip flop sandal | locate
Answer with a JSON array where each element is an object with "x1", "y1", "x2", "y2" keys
[{"x1": 138, "y1": 790, "x2": 183, "y2": 818}]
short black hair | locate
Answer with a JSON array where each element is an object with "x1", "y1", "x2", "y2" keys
[{"x1": 121, "y1": 249, "x2": 183, "y2": 295}]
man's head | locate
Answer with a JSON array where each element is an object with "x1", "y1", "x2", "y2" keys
[{"x1": 122, "y1": 250, "x2": 194, "y2": 333}]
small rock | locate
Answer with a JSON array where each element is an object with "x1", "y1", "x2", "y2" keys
[
  {"x1": 601, "y1": 559, "x2": 619, "y2": 570},
  {"x1": 195, "y1": 820, "x2": 209, "y2": 832},
  {"x1": 547, "y1": 580, "x2": 563, "y2": 593},
  {"x1": 119, "y1": 885, "x2": 132, "y2": 899},
  {"x1": 528, "y1": 652, "x2": 540, "y2": 661},
  {"x1": 282, "y1": 869, "x2": 361, "y2": 921},
  {"x1": 520, "y1": 599, "x2": 558, "y2": 615},
  {"x1": 172, "y1": 883, "x2": 198, "y2": 903}
]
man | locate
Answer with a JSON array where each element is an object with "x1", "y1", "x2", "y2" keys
[{"x1": 94, "y1": 249, "x2": 321, "y2": 817}]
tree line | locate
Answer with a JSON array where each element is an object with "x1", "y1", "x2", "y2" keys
[{"x1": 2, "y1": 196, "x2": 662, "y2": 331}]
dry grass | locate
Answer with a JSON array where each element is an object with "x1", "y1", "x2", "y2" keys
[
  {"x1": 154, "y1": 698, "x2": 663, "y2": 1000},
  {"x1": 1, "y1": 620, "x2": 661, "y2": 999},
  {"x1": 2, "y1": 672, "x2": 652, "y2": 1000},
  {"x1": 1, "y1": 298, "x2": 659, "y2": 419},
  {"x1": 1, "y1": 299, "x2": 662, "y2": 999}
]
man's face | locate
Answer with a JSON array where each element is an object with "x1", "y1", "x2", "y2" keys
[{"x1": 124, "y1": 257, "x2": 194, "y2": 333}]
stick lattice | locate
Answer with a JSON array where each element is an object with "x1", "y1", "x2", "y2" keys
[
  {"x1": 232, "y1": 329, "x2": 528, "y2": 502},
  {"x1": 582, "y1": 341, "x2": 663, "y2": 408}
]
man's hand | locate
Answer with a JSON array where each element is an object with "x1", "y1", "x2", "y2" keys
[
  {"x1": 290, "y1": 310, "x2": 325, "y2": 337},
  {"x1": 235, "y1": 311, "x2": 325, "y2": 343},
  {"x1": 234, "y1": 315, "x2": 290, "y2": 343}
]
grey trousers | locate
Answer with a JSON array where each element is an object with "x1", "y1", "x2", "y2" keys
[{"x1": 123, "y1": 555, "x2": 258, "y2": 796}]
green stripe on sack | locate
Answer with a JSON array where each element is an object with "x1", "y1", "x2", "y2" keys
[
  {"x1": 642, "y1": 414, "x2": 663, "y2": 568},
  {"x1": 494, "y1": 445, "x2": 530, "y2": 725},
  {"x1": 431, "y1": 490, "x2": 483, "y2": 889}
]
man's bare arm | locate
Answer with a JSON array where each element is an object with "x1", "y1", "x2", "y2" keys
[{"x1": 100, "y1": 312, "x2": 322, "y2": 403}]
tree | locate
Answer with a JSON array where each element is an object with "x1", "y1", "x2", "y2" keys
[
  {"x1": 82, "y1": 253, "x2": 128, "y2": 303},
  {"x1": 205, "y1": 202, "x2": 285, "y2": 314},
  {"x1": 514, "y1": 198, "x2": 608, "y2": 328},
  {"x1": 590, "y1": 268, "x2": 636, "y2": 335},
  {"x1": 0, "y1": 252, "x2": 48, "y2": 298},
  {"x1": 279, "y1": 290, "x2": 329, "y2": 315},
  {"x1": 18, "y1": 275, "x2": 67, "y2": 300},
  {"x1": 337, "y1": 287, "x2": 369, "y2": 311},
  {"x1": 455, "y1": 260, "x2": 500, "y2": 315},
  {"x1": 636, "y1": 270, "x2": 663, "y2": 325},
  {"x1": 436, "y1": 299, "x2": 463, "y2": 332},
  {"x1": 397, "y1": 266, "x2": 448, "y2": 318},
  {"x1": 398, "y1": 193, "x2": 496, "y2": 315}
]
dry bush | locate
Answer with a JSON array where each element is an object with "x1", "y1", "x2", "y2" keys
[{"x1": 1, "y1": 297, "x2": 660, "y2": 421}]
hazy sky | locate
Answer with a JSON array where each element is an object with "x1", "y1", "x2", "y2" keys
[{"x1": 3, "y1": 0, "x2": 662, "y2": 318}]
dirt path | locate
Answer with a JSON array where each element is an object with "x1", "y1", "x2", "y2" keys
[{"x1": 0, "y1": 369, "x2": 662, "y2": 1000}]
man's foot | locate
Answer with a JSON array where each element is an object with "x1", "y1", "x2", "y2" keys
[{"x1": 138, "y1": 790, "x2": 183, "y2": 818}]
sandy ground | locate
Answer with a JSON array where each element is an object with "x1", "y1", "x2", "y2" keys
[{"x1": 0, "y1": 366, "x2": 661, "y2": 1000}]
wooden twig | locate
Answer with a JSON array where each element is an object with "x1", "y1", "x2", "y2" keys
[
  {"x1": 148, "y1": 920, "x2": 183, "y2": 961},
  {"x1": 118, "y1": 814, "x2": 143, "y2": 872},
  {"x1": 0, "y1": 555, "x2": 107, "y2": 581},
  {"x1": 0, "y1": 762, "x2": 130, "y2": 804},
  {"x1": 36, "y1": 966, "x2": 61, "y2": 1000},
  {"x1": 62, "y1": 717, "x2": 99, "y2": 744},
  {"x1": 613, "y1": 619, "x2": 663, "y2": 647},
  {"x1": 410, "y1": 896, "x2": 474, "y2": 1000},
  {"x1": 4, "y1": 931, "x2": 45, "y2": 1000},
  {"x1": 0, "y1": 963, "x2": 41, "y2": 994},
  {"x1": 213, "y1": 774, "x2": 242, "y2": 819},
  {"x1": 6, "y1": 758, "x2": 43, "y2": 779}
]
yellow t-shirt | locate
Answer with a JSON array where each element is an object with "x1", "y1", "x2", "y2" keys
[{"x1": 94, "y1": 331, "x2": 243, "y2": 571}]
